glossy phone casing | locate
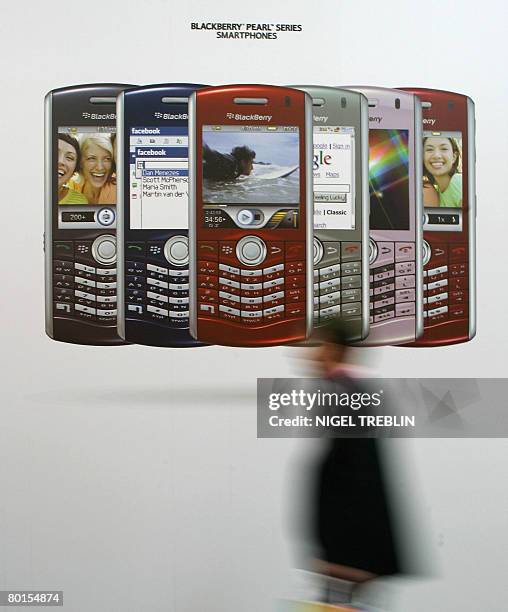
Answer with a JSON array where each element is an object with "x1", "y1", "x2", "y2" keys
[
  {"x1": 292, "y1": 86, "x2": 370, "y2": 342},
  {"x1": 399, "y1": 88, "x2": 476, "y2": 346},
  {"x1": 45, "y1": 84, "x2": 133, "y2": 345},
  {"x1": 341, "y1": 86, "x2": 424, "y2": 346},
  {"x1": 117, "y1": 84, "x2": 208, "y2": 347},
  {"x1": 188, "y1": 85, "x2": 314, "y2": 347}
]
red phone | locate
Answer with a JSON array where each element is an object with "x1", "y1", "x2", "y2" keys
[
  {"x1": 400, "y1": 88, "x2": 476, "y2": 345},
  {"x1": 188, "y1": 85, "x2": 313, "y2": 347}
]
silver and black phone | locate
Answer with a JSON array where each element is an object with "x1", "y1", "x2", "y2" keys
[
  {"x1": 293, "y1": 86, "x2": 370, "y2": 341},
  {"x1": 45, "y1": 84, "x2": 132, "y2": 345}
]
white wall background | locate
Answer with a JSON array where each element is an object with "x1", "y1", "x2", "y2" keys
[{"x1": 1, "y1": 0, "x2": 507, "y2": 609}]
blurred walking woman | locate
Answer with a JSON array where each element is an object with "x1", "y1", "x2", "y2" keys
[
  {"x1": 57, "y1": 134, "x2": 88, "y2": 204},
  {"x1": 70, "y1": 135, "x2": 116, "y2": 204}
]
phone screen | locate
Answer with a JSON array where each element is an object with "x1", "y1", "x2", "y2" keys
[
  {"x1": 368, "y1": 128, "x2": 410, "y2": 231},
  {"x1": 201, "y1": 125, "x2": 300, "y2": 229},
  {"x1": 129, "y1": 126, "x2": 188, "y2": 230},
  {"x1": 313, "y1": 125, "x2": 355, "y2": 231},
  {"x1": 57, "y1": 127, "x2": 116, "y2": 229},
  {"x1": 422, "y1": 130, "x2": 463, "y2": 232}
]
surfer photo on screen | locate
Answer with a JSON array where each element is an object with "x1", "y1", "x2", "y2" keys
[
  {"x1": 203, "y1": 143, "x2": 256, "y2": 180},
  {"x1": 202, "y1": 128, "x2": 300, "y2": 205},
  {"x1": 423, "y1": 135, "x2": 462, "y2": 207}
]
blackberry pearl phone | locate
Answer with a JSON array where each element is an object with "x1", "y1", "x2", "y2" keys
[
  {"x1": 117, "y1": 84, "x2": 207, "y2": 347},
  {"x1": 188, "y1": 85, "x2": 313, "y2": 347},
  {"x1": 400, "y1": 89, "x2": 476, "y2": 346},
  {"x1": 45, "y1": 84, "x2": 132, "y2": 345},
  {"x1": 343, "y1": 86, "x2": 423, "y2": 346},
  {"x1": 294, "y1": 86, "x2": 370, "y2": 341}
]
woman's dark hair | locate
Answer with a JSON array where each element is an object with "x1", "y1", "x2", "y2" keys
[
  {"x1": 58, "y1": 133, "x2": 81, "y2": 170},
  {"x1": 231, "y1": 145, "x2": 256, "y2": 162},
  {"x1": 423, "y1": 136, "x2": 461, "y2": 192}
]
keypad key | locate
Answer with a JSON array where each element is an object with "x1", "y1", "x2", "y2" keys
[
  {"x1": 449, "y1": 244, "x2": 467, "y2": 263},
  {"x1": 286, "y1": 242, "x2": 305, "y2": 261},
  {"x1": 395, "y1": 242, "x2": 414, "y2": 262},
  {"x1": 286, "y1": 288, "x2": 305, "y2": 303},
  {"x1": 286, "y1": 302, "x2": 306, "y2": 318},
  {"x1": 126, "y1": 260, "x2": 145, "y2": 274},
  {"x1": 263, "y1": 291, "x2": 284, "y2": 303},
  {"x1": 450, "y1": 290, "x2": 468, "y2": 304},
  {"x1": 127, "y1": 304, "x2": 144, "y2": 317},
  {"x1": 374, "y1": 296, "x2": 395, "y2": 309},
  {"x1": 126, "y1": 242, "x2": 146, "y2": 258},
  {"x1": 54, "y1": 302, "x2": 72, "y2": 315},
  {"x1": 286, "y1": 275, "x2": 305, "y2": 290},
  {"x1": 319, "y1": 291, "x2": 341, "y2": 307},
  {"x1": 198, "y1": 241, "x2": 219, "y2": 261},
  {"x1": 199, "y1": 275, "x2": 218, "y2": 290},
  {"x1": 54, "y1": 288, "x2": 73, "y2": 302},
  {"x1": 396, "y1": 289, "x2": 415, "y2": 303},
  {"x1": 199, "y1": 303, "x2": 218, "y2": 317},
  {"x1": 450, "y1": 263, "x2": 467, "y2": 277},
  {"x1": 374, "y1": 310, "x2": 395, "y2": 323},
  {"x1": 342, "y1": 302, "x2": 362, "y2": 317},
  {"x1": 169, "y1": 310, "x2": 189, "y2": 319},
  {"x1": 374, "y1": 282, "x2": 394, "y2": 296},
  {"x1": 147, "y1": 304, "x2": 168, "y2": 317},
  {"x1": 53, "y1": 241, "x2": 74, "y2": 258},
  {"x1": 198, "y1": 289, "x2": 218, "y2": 303},
  {"x1": 320, "y1": 305, "x2": 341, "y2": 319},
  {"x1": 53, "y1": 260, "x2": 73, "y2": 274},
  {"x1": 428, "y1": 305, "x2": 448, "y2": 318},
  {"x1": 54, "y1": 274, "x2": 74, "y2": 289},
  {"x1": 341, "y1": 275, "x2": 361, "y2": 290},
  {"x1": 168, "y1": 268, "x2": 188, "y2": 278},
  {"x1": 342, "y1": 288, "x2": 361, "y2": 303},
  {"x1": 287, "y1": 261, "x2": 304, "y2": 275},
  {"x1": 341, "y1": 242, "x2": 361, "y2": 262},
  {"x1": 374, "y1": 269, "x2": 395, "y2": 282},
  {"x1": 449, "y1": 304, "x2": 468, "y2": 318},
  {"x1": 395, "y1": 275, "x2": 415, "y2": 290},
  {"x1": 396, "y1": 302, "x2": 415, "y2": 317},
  {"x1": 127, "y1": 290, "x2": 144, "y2": 303},
  {"x1": 219, "y1": 304, "x2": 240, "y2": 316},
  {"x1": 395, "y1": 262, "x2": 415, "y2": 275},
  {"x1": 449, "y1": 277, "x2": 468, "y2": 291},
  {"x1": 375, "y1": 242, "x2": 395, "y2": 265},
  {"x1": 341, "y1": 261, "x2": 361, "y2": 275}
]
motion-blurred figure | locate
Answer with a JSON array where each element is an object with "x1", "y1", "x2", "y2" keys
[{"x1": 302, "y1": 321, "x2": 402, "y2": 607}]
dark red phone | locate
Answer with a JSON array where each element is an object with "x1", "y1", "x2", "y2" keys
[
  {"x1": 400, "y1": 88, "x2": 476, "y2": 346},
  {"x1": 188, "y1": 85, "x2": 313, "y2": 347}
]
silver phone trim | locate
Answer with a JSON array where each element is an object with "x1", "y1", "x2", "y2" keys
[
  {"x1": 467, "y1": 97, "x2": 476, "y2": 340},
  {"x1": 188, "y1": 92, "x2": 198, "y2": 340},
  {"x1": 359, "y1": 94, "x2": 370, "y2": 341},
  {"x1": 303, "y1": 92, "x2": 314, "y2": 339},
  {"x1": 413, "y1": 97, "x2": 424, "y2": 340},
  {"x1": 44, "y1": 93, "x2": 54, "y2": 338},
  {"x1": 116, "y1": 92, "x2": 126, "y2": 340}
]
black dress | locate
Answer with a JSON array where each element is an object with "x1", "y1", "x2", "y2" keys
[{"x1": 315, "y1": 436, "x2": 401, "y2": 576}]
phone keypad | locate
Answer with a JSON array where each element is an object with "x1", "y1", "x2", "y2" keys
[
  {"x1": 313, "y1": 241, "x2": 362, "y2": 325},
  {"x1": 423, "y1": 242, "x2": 468, "y2": 325},
  {"x1": 125, "y1": 241, "x2": 189, "y2": 328},
  {"x1": 197, "y1": 240, "x2": 306, "y2": 324},
  {"x1": 52, "y1": 240, "x2": 117, "y2": 324},
  {"x1": 369, "y1": 241, "x2": 416, "y2": 324}
]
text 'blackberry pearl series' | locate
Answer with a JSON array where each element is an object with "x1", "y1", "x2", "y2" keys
[{"x1": 188, "y1": 85, "x2": 313, "y2": 347}]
